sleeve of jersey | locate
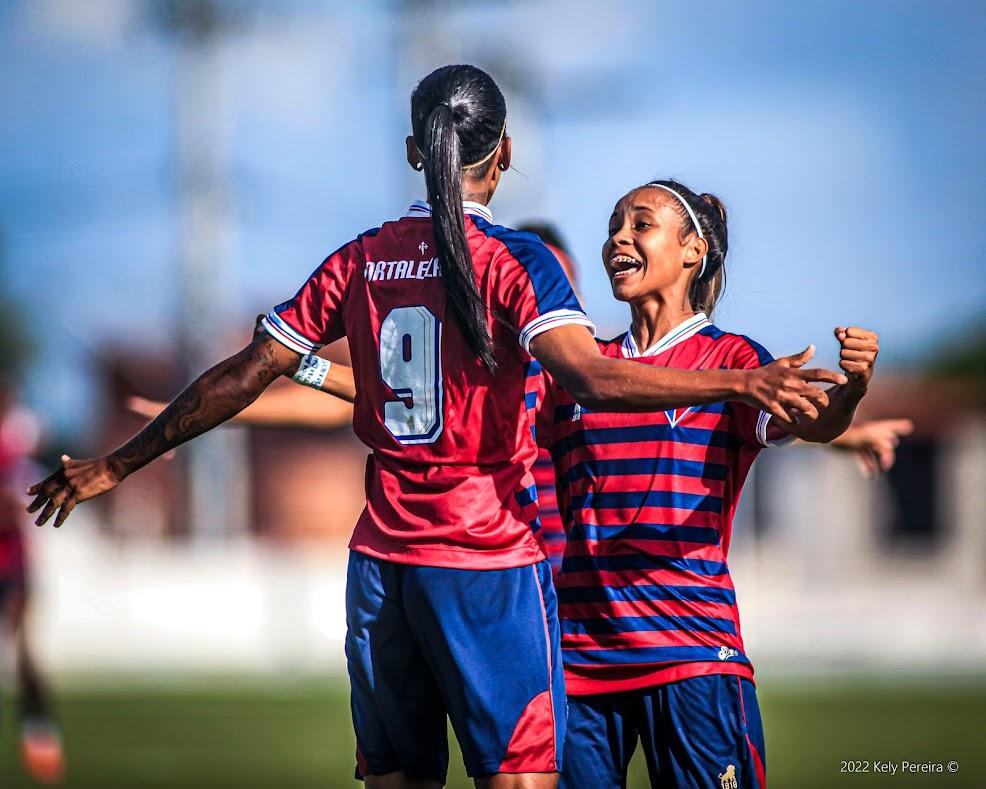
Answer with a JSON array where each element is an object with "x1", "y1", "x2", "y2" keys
[
  {"x1": 731, "y1": 337, "x2": 795, "y2": 449},
  {"x1": 494, "y1": 236, "x2": 595, "y2": 352},
  {"x1": 260, "y1": 244, "x2": 354, "y2": 354}
]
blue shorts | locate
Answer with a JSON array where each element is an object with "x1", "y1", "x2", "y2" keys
[
  {"x1": 562, "y1": 674, "x2": 766, "y2": 789},
  {"x1": 345, "y1": 551, "x2": 566, "y2": 782}
]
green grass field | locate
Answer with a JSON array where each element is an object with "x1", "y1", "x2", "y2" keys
[{"x1": 1, "y1": 675, "x2": 983, "y2": 788}]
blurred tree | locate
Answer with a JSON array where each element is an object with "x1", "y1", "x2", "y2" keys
[
  {"x1": 926, "y1": 319, "x2": 986, "y2": 384},
  {"x1": 924, "y1": 317, "x2": 986, "y2": 411}
]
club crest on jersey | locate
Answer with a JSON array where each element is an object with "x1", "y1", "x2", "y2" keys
[
  {"x1": 718, "y1": 646, "x2": 739, "y2": 660},
  {"x1": 364, "y1": 257, "x2": 441, "y2": 283},
  {"x1": 718, "y1": 764, "x2": 738, "y2": 789},
  {"x1": 664, "y1": 407, "x2": 692, "y2": 428}
]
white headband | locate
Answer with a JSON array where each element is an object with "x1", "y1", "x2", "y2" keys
[{"x1": 646, "y1": 183, "x2": 707, "y2": 279}]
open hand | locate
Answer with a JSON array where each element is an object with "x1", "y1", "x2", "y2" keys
[
  {"x1": 26, "y1": 454, "x2": 123, "y2": 528},
  {"x1": 744, "y1": 345, "x2": 847, "y2": 424}
]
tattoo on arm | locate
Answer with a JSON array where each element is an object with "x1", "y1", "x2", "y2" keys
[{"x1": 110, "y1": 338, "x2": 296, "y2": 478}]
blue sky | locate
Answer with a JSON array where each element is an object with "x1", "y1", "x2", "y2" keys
[{"x1": 1, "y1": 0, "x2": 983, "y2": 436}]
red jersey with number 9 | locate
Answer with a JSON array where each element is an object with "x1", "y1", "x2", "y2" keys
[{"x1": 262, "y1": 201, "x2": 594, "y2": 569}]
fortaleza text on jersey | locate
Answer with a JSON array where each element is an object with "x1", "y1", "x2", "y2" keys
[{"x1": 364, "y1": 257, "x2": 440, "y2": 282}]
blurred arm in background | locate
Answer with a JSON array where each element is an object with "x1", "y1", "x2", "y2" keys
[
  {"x1": 816, "y1": 418, "x2": 914, "y2": 477},
  {"x1": 27, "y1": 333, "x2": 303, "y2": 528},
  {"x1": 127, "y1": 341, "x2": 357, "y2": 429}
]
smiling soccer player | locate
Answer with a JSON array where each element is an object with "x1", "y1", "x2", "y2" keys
[{"x1": 540, "y1": 180, "x2": 878, "y2": 789}]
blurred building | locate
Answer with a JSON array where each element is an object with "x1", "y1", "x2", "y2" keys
[
  {"x1": 94, "y1": 338, "x2": 362, "y2": 545},
  {"x1": 732, "y1": 375, "x2": 986, "y2": 674}
]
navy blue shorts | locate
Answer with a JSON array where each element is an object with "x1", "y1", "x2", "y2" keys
[
  {"x1": 562, "y1": 674, "x2": 766, "y2": 789},
  {"x1": 345, "y1": 551, "x2": 566, "y2": 782}
]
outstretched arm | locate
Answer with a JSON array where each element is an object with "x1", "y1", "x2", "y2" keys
[
  {"x1": 129, "y1": 386, "x2": 354, "y2": 431},
  {"x1": 27, "y1": 333, "x2": 302, "y2": 527},
  {"x1": 783, "y1": 327, "x2": 878, "y2": 444},
  {"x1": 529, "y1": 324, "x2": 846, "y2": 424}
]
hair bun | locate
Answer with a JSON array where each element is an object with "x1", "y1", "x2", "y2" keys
[{"x1": 700, "y1": 193, "x2": 727, "y2": 223}]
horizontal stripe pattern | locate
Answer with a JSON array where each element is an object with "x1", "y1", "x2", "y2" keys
[
  {"x1": 558, "y1": 581, "x2": 736, "y2": 606},
  {"x1": 559, "y1": 457, "x2": 727, "y2": 487},
  {"x1": 550, "y1": 423, "x2": 741, "y2": 460},
  {"x1": 570, "y1": 489, "x2": 723, "y2": 514},
  {"x1": 548, "y1": 323, "x2": 775, "y2": 688},
  {"x1": 562, "y1": 645, "x2": 750, "y2": 666},
  {"x1": 560, "y1": 552, "x2": 728, "y2": 576},
  {"x1": 562, "y1": 611, "x2": 737, "y2": 637},
  {"x1": 567, "y1": 521, "x2": 720, "y2": 546}
]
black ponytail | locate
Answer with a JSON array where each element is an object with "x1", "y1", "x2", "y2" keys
[{"x1": 411, "y1": 65, "x2": 507, "y2": 371}]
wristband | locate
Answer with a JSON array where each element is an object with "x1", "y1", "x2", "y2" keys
[{"x1": 293, "y1": 354, "x2": 331, "y2": 389}]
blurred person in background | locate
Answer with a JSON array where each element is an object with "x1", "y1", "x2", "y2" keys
[
  {"x1": 0, "y1": 384, "x2": 64, "y2": 785},
  {"x1": 25, "y1": 64, "x2": 843, "y2": 789}
]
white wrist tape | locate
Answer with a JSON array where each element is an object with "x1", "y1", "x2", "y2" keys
[{"x1": 293, "y1": 354, "x2": 331, "y2": 389}]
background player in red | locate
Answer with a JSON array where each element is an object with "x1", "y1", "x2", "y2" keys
[
  {"x1": 0, "y1": 385, "x2": 64, "y2": 784},
  {"x1": 26, "y1": 66, "x2": 843, "y2": 788},
  {"x1": 538, "y1": 180, "x2": 879, "y2": 788}
]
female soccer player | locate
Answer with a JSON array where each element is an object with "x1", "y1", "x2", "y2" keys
[
  {"x1": 539, "y1": 180, "x2": 880, "y2": 789},
  {"x1": 26, "y1": 67, "x2": 842, "y2": 789}
]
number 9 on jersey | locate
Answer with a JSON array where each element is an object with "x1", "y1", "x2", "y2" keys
[{"x1": 380, "y1": 306, "x2": 444, "y2": 444}]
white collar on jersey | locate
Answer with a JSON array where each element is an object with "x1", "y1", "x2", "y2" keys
[
  {"x1": 621, "y1": 312, "x2": 711, "y2": 358},
  {"x1": 404, "y1": 199, "x2": 494, "y2": 223}
]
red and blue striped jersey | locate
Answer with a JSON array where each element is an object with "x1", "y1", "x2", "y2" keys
[
  {"x1": 522, "y1": 358, "x2": 568, "y2": 575},
  {"x1": 541, "y1": 314, "x2": 790, "y2": 694},
  {"x1": 532, "y1": 449, "x2": 566, "y2": 574},
  {"x1": 263, "y1": 201, "x2": 593, "y2": 570}
]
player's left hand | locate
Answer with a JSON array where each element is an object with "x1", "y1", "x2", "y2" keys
[
  {"x1": 835, "y1": 326, "x2": 879, "y2": 390},
  {"x1": 26, "y1": 454, "x2": 123, "y2": 528}
]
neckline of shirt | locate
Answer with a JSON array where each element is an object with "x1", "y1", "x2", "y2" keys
[
  {"x1": 621, "y1": 313, "x2": 711, "y2": 358},
  {"x1": 404, "y1": 199, "x2": 494, "y2": 223}
]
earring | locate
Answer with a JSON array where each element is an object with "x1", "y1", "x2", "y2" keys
[
  {"x1": 498, "y1": 162, "x2": 508, "y2": 171},
  {"x1": 413, "y1": 162, "x2": 423, "y2": 171}
]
